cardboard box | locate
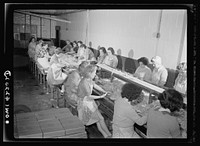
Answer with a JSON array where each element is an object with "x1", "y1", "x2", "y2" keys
[
  {"x1": 54, "y1": 108, "x2": 71, "y2": 115},
  {"x1": 39, "y1": 119, "x2": 65, "y2": 138},
  {"x1": 55, "y1": 112, "x2": 73, "y2": 119},
  {"x1": 59, "y1": 116, "x2": 85, "y2": 136},
  {"x1": 15, "y1": 112, "x2": 36, "y2": 121},
  {"x1": 57, "y1": 132, "x2": 87, "y2": 138},
  {"x1": 66, "y1": 132, "x2": 87, "y2": 138},
  {"x1": 17, "y1": 122, "x2": 42, "y2": 138}
]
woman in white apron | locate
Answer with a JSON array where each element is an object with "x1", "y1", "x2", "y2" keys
[{"x1": 77, "y1": 64, "x2": 112, "y2": 138}]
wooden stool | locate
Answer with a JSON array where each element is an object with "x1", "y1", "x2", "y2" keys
[
  {"x1": 49, "y1": 84, "x2": 63, "y2": 108},
  {"x1": 42, "y1": 70, "x2": 49, "y2": 94},
  {"x1": 65, "y1": 97, "x2": 78, "y2": 116}
]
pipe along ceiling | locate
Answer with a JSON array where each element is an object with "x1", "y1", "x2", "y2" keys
[{"x1": 14, "y1": 10, "x2": 83, "y2": 23}]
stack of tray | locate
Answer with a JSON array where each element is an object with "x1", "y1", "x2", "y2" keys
[{"x1": 14, "y1": 108, "x2": 87, "y2": 138}]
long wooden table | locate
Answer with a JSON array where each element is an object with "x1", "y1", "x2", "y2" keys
[
  {"x1": 95, "y1": 64, "x2": 187, "y2": 138},
  {"x1": 96, "y1": 64, "x2": 165, "y2": 95}
]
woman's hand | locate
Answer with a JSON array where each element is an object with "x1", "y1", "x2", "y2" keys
[{"x1": 100, "y1": 92, "x2": 107, "y2": 98}]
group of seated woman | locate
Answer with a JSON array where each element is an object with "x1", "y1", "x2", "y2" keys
[
  {"x1": 133, "y1": 56, "x2": 187, "y2": 94},
  {"x1": 111, "y1": 56, "x2": 187, "y2": 138},
  {"x1": 27, "y1": 37, "x2": 187, "y2": 138},
  {"x1": 112, "y1": 83, "x2": 186, "y2": 138},
  {"x1": 97, "y1": 46, "x2": 118, "y2": 68},
  {"x1": 133, "y1": 55, "x2": 168, "y2": 88},
  {"x1": 65, "y1": 60, "x2": 187, "y2": 138}
]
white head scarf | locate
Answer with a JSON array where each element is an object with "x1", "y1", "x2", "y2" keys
[{"x1": 151, "y1": 56, "x2": 162, "y2": 65}]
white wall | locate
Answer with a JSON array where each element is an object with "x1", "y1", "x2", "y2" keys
[
  {"x1": 57, "y1": 11, "x2": 87, "y2": 42},
  {"x1": 14, "y1": 10, "x2": 187, "y2": 69},
  {"x1": 87, "y1": 10, "x2": 160, "y2": 59},
  {"x1": 59, "y1": 10, "x2": 187, "y2": 69},
  {"x1": 156, "y1": 10, "x2": 187, "y2": 69},
  {"x1": 181, "y1": 28, "x2": 187, "y2": 63}
]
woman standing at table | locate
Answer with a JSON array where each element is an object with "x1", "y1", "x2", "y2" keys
[
  {"x1": 63, "y1": 61, "x2": 90, "y2": 106},
  {"x1": 150, "y1": 56, "x2": 168, "y2": 87},
  {"x1": 146, "y1": 88, "x2": 183, "y2": 138},
  {"x1": 112, "y1": 83, "x2": 147, "y2": 138},
  {"x1": 47, "y1": 48, "x2": 67, "y2": 97},
  {"x1": 133, "y1": 57, "x2": 152, "y2": 82},
  {"x1": 77, "y1": 64, "x2": 112, "y2": 138}
]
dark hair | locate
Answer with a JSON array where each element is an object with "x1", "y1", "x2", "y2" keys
[
  {"x1": 99, "y1": 47, "x2": 107, "y2": 54},
  {"x1": 82, "y1": 64, "x2": 97, "y2": 78},
  {"x1": 55, "y1": 47, "x2": 62, "y2": 55},
  {"x1": 42, "y1": 42, "x2": 48, "y2": 47},
  {"x1": 158, "y1": 88, "x2": 183, "y2": 112},
  {"x1": 79, "y1": 61, "x2": 90, "y2": 74},
  {"x1": 77, "y1": 41, "x2": 83, "y2": 44},
  {"x1": 73, "y1": 41, "x2": 77, "y2": 46},
  {"x1": 108, "y1": 47, "x2": 115, "y2": 55},
  {"x1": 80, "y1": 44, "x2": 86, "y2": 49},
  {"x1": 121, "y1": 83, "x2": 143, "y2": 102},
  {"x1": 70, "y1": 42, "x2": 74, "y2": 47},
  {"x1": 66, "y1": 40, "x2": 70, "y2": 43},
  {"x1": 138, "y1": 57, "x2": 149, "y2": 66},
  {"x1": 176, "y1": 62, "x2": 187, "y2": 71},
  {"x1": 29, "y1": 36, "x2": 36, "y2": 43}
]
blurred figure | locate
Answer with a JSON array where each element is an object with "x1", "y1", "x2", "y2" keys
[
  {"x1": 77, "y1": 64, "x2": 112, "y2": 138},
  {"x1": 85, "y1": 45, "x2": 96, "y2": 62},
  {"x1": 34, "y1": 39, "x2": 44, "y2": 61},
  {"x1": 97, "y1": 47, "x2": 107, "y2": 64},
  {"x1": 71, "y1": 41, "x2": 79, "y2": 53},
  {"x1": 49, "y1": 47, "x2": 63, "y2": 66},
  {"x1": 77, "y1": 40, "x2": 83, "y2": 53},
  {"x1": 48, "y1": 45, "x2": 57, "y2": 56},
  {"x1": 103, "y1": 47, "x2": 118, "y2": 68},
  {"x1": 76, "y1": 44, "x2": 96, "y2": 62},
  {"x1": 37, "y1": 43, "x2": 51, "y2": 71},
  {"x1": 174, "y1": 62, "x2": 187, "y2": 95},
  {"x1": 146, "y1": 88, "x2": 184, "y2": 138},
  {"x1": 62, "y1": 40, "x2": 72, "y2": 53},
  {"x1": 28, "y1": 36, "x2": 37, "y2": 59},
  {"x1": 133, "y1": 57, "x2": 152, "y2": 82},
  {"x1": 112, "y1": 83, "x2": 147, "y2": 138},
  {"x1": 150, "y1": 56, "x2": 168, "y2": 87},
  {"x1": 76, "y1": 44, "x2": 86, "y2": 60}
]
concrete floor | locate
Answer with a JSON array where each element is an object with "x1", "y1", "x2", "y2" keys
[{"x1": 13, "y1": 54, "x2": 103, "y2": 138}]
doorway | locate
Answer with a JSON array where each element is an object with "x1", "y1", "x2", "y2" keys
[{"x1": 55, "y1": 26, "x2": 60, "y2": 47}]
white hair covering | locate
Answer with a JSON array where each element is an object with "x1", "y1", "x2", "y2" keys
[{"x1": 151, "y1": 56, "x2": 162, "y2": 65}]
